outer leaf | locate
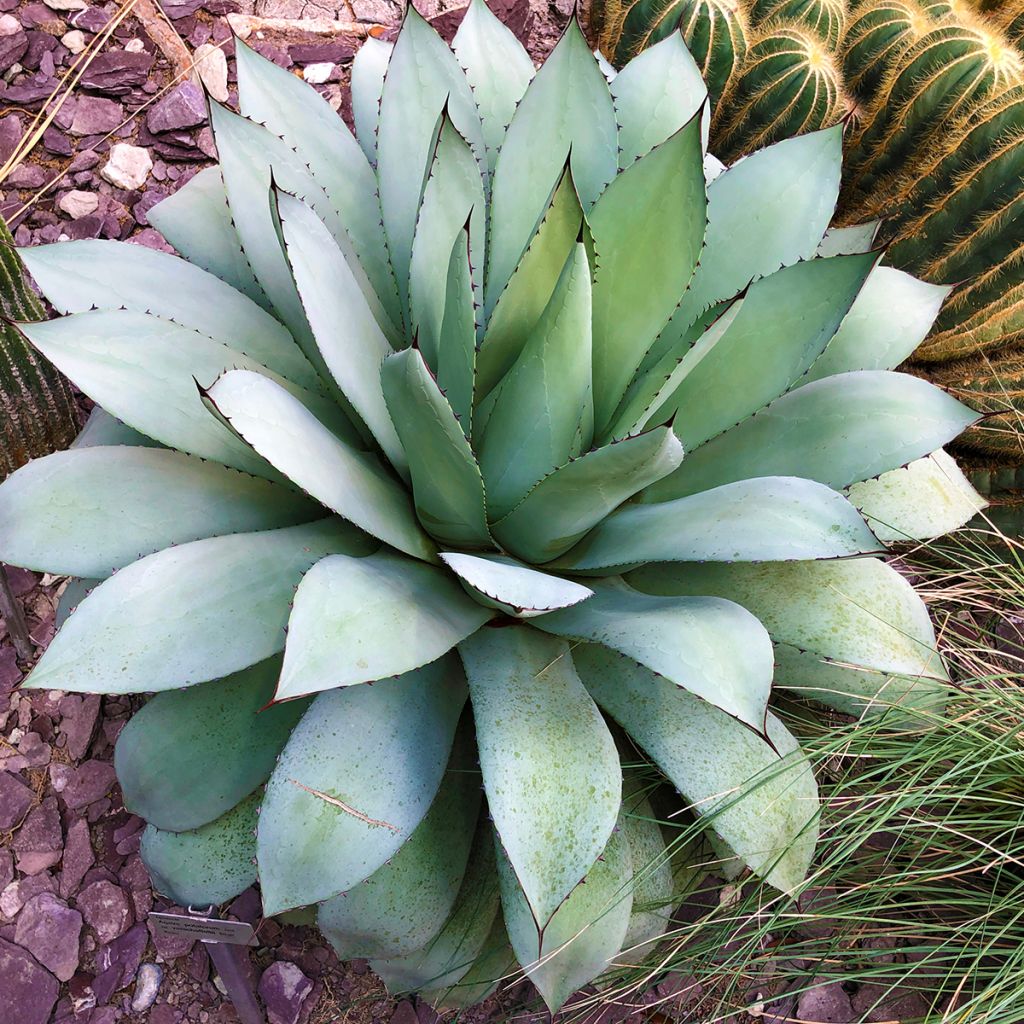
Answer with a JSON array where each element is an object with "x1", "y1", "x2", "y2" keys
[
  {"x1": 19, "y1": 240, "x2": 321, "y2": 392},
  {"x1": 71, "y1": 406, "x2": 158, "y2": 449},
  {"x1": 491, "y1": 426, "x2": 684, "y2": 563},
  {"x1": 611, "y1": 31, "x2": 708, "y2": 167},
  {"x1": 141, "y1": 792, "x2": 259, "y2": 908},
  {"x1": 116, "y1": 658, "x2": 309, "y2": 832},
  {"x1": 639, "y1": 252, "x2": 879, "y2": 448},
  {"x1": 846, "y1": 450, "x2": 986, "y2": 542},
  {"x1": 497, "y1": 820, "x2": 632, "y2": 1013},
  {"x1": 635, "y1": 128, "x2": 842, "y2": 383},
  {"x1": 804, "y1": 268, "x2": 952, "y2": 383},
  {"x1": 478, "y1": 244, "x2": 593, "y2": 518},
  {"x1": 534, "y1": 579, "x2": 773, "y2": 729},
  {"x1": 409, "y1": 116, "x2": 486, "y2": 369},
  {"x1": 561, "y1": 477, "x2": 880, "y2": 569},
  {"x1": 235, "y1": 38, "x2": 400, "y2": 335},
  {"x1": 435, "y1": 229, "x2": 477, "y2": 434},
  {"x1": 422, "y1": 915, "x2": 516, "y2": 1010},
  {"x1": 459, "y1": 627, "x2": 621, "y2": 929},
  {"x1": 276, "y1": 550, "x2": 492, "y2": 699},
  {"x1": 0, "y1": 447, "x2": 319, "y2": 577},
  {"x1": 816, "y1": 221, "x2": 879, "y2": 257},
  {"x1": 277, "y1": 192, "x2": 407, "y2": 477},
  {"x1": 372, "y1": 820, "x2": 501, "y2": 994},
  {"x1": 575, "y1": 645, "x2": 819, "y2": 895},
  {"x1": 486, "y1": 18, "x2": 617, "y2": 315},
  {"x1": 644, "y1": 371, "x2": 980, "y2": 501},
  {"x1": 318, "y1": 724, "x2": 480, "y2": 960},
  {"x1": 351, "y1": 36, "x2": 392, "y2": 164},
  {"x1": 589, "y1": 114, "x2": 706, "y2": 436},
  {"x1": 439, "y1": 552, "x2": 593, "y2": 617},
  {"x1": 257, "y1": 658, "x2": 467, "y2": 914},
  {"x1": 477, "y1": 166, "x2": 584, "y2": 398},
  {"x1": 452, "y1": 0, "x2": 535, "y2": 171},
  {"x1": 620, "y1": 782, "x2": 674, "y2": 954},
  {"x1": 55, "y1": 577, "x2": 99, "y2": 630},
  {"x1": 206, "y1": 369, "x2": 435, "y2": 562},
  {"x1": 381, "y1": 348, "x2": 490, "y2": 548},
  {"x1": 148, "y1": 166, "x2": 270, "y2": 310},
  {"x1": 23, "y1": 520, "x2": 373, "y2": 695},
  {"x1": 376, "y1": 5, "x2": 485, "y2": 322},
  {"x1": 627, "y1": 557, "x2": 948, "y2": 683}
]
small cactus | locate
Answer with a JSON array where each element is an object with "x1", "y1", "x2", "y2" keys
[
  {"x1": 713, "y1": 23, "x2": 846, "y2": 159},
  {"x1": 748, "y1": 0, "x2": 848, "y2": 47},
  {"x1": 842, "y1": 0, "x2": 933, "y2": 100}
]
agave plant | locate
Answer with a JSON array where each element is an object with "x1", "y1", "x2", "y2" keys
[{"x1": 0, "y1": 1, "x2": 986, "y2": 1011}]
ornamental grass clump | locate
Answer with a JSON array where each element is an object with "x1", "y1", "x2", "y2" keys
[{"x1": 0, "y1": 1, "x2": 987, "y2": 1010}]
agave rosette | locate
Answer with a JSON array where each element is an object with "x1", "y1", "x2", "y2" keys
[{"x1": 0, "y1": 1, "x2": 985, "y2": 1010}]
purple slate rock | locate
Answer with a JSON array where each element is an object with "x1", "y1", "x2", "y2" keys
[
  {"x1": 258, "y1": 961, "x2": 314, "y2": 1024},
  {"x1": 4, "y1": 72, "x2": 57, "y2": 106},
  {"x1": 288, "y1": 41, "x2": 355, "y2": 64},
  {"x1": 60, "y1": 818, "x2": 96, "y2": 900},
  {"x1": 0, "y1": 851, "x2": 12, "y2": 891},
  {"x1": 70, "y1": 95, "x2": 123, "y2": 135},
  {"x1": 42, "y1": 124, "x2": 72, "y2": 155},
  {"x1": 148, "y1": 906, "x2": 196, "y2": 959},
  {"x1": 133, "y1": 188, "x2": 167, "y2": 226},
  {"x1": 128, "y1": 227, "x2": 173, "y2": 252},
  {"x1": 17, "y1": 730, "x2": 51, "y2": 768},
  {"x1": 20, "y1": 3, "x2": 63, "y2": 32},
  {"x1": 0, "y1": 871, "x2": 56, "y2": 919},
  {"x1": 146, "y1": 81, "x2": 206, "y2": 133},
  {"x1": 6, "y1": 162, "x2": 47, "y2": 187},
  {"x1": 0, "y1": 936, "x2": 59, "y2": 1024},
  {"x1": 71, "y1": 6, "x2": 110, "y2": 33},
  {"x1": 161, "y1": 0, "x2": 204, "y2": 18},
  {"x1": 92, "y1": 922, "x2": 148, "y2": 1005},
  {"x1": 0, "y1": 770, "x2": 33, "y2": 830},
  {"x1": 23, "y1": 30, "x2": 57, "y2": 72},
  {"x1": 851, "y1": 983, "x2": 931, "y2": 1023},
  {"x1": 79, "y1": 50, "x2": 154, "y2": 95},
  {"x1": 389, "y1": 1002, "x2": 418, "y2": 1024},
  {"x1": 796, "y1": 980, "x2": 856, "y2": 1024},
  {"x1": 0, "y1": 645, "x2": 21, "y2": 693},
  {"x1": 0, "y1": 21, "x2": 28, "y2": 74},
  {"x1": 150, "y1": 1003, "x2": 181, "y2": 1024},
  {"x1": 14, "y1": 892, "x2": 83, "y2": 981},
  {"x1": 59, "y1": 694, "x2": 102, "y2": 761},
  {"x1": 77, "y1": 879, "x2": 132, "y2": 944},
  {"x1": 59, "y1": 759, "x2": 116, "y2": 810}
]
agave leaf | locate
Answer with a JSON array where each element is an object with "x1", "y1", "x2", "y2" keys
[
  {"x1": 459, "y1": 626, "x2": 621, "y2": 929},
  {"x1": 478, "y1": 243, "x2": 593, "y2": 518},
  {"x1": 380, "y1": 347, "x2": 490, "y2": 549},
  {"x1": 439, "y1": 552, "x2": 593, "y2": 617},
  {"x1": 477, "y1": 166, "x2": 584, "y2": 399},
  {"x1": 377, "y1": 5, "x2": 485, "y2": 323},
  {"x1": 846, "y1": 450, "x2": 986, "y2": 542},
  {"x1": 574, "y1": 644, "x2": 819, "y2": 896},
  {"x1": 141, "y1": 791, "x2": 259, "y2": 908},
  {"x1": 561, "y1": 477, "x2": 880, "y2": 570},
  {"x1": 533, "y1": 579, "x2": 773, "y2": 730},
  {"x1": 496, "y1": 818, "x2": 632, "y2": 1013},
  {"x1": 491, "y1": 426, "x2": 684, "y2": 564},
  {"x1": 19, "y1": 310, "x2": 350, "y2": 478},
  {"x1": 276, "y1": 550, "x2": 492, "y2": 700},
  {"x1": 19, "y1": 240, "x2": 322, "y2": 393},
  {"x1": 23, "y1": 520, "x2": 373, "y2": 695},
  {"x1": 351, "y1": 36, "x2": 392, "y2": 164},
  {"x1": 804, "y1": 268, "x2": 952, "y2": 383},
  {"x1": 116, "y1": 658, "x2": 309, "y2": 833},
  {"x1": 277, "y1": 192, "x2": 408, "y2": 478},
  {"x1": 452, "y1": 0, "x2": 535, "y2": 172},
  {"x1": 0, "y1": 447, "x2": 320, "y2": 577},
  {"x1": 636, "y1": 128, "x2": 842, "y2": 382},
  {"x1": 628, "y1": 557, "x2": 948, "y2": 683},
  {"x1": 644, "y1": 371, "x2": 981, "y2": 502},
  {"x1": 636, "y1": 252, "x2": 880, "y2": 447},
  {"x1": 206, "y1": 369, "x2": 435, "y2": 562},
  {"x1": 589, "y1": 114, "x2": 706, "y2": 436},
  {"x1": 71, "y1": 407, "x2": 159, "y2": 449},
  {"x1": 409, "y1": 115, "x2": 486, "y2": 369},
  {"x1": 816, "y1": 221, "x2": 880, "y2": 257},
  {"x1": 435, "y1": 229, "x2": 476, "y2": 434},
  {"x1": 318, "y1": 722, "x2": 480, "y2": 960},
  {"x1": 485, "y1": 17, "x2": 617, "y2": 316},
  {"x1": 55, "y1": 577, "x2": 99, "y2": 630},
  {"x1": 147, "y1": 166, "x2": 270, "y2": 311},
  {"x1": 235, "y1": 38, "x2": 401, "y2": 337},
  {"x1": 372, "y1": 819, "x2": 501, "y2": 994},
  {"x1": 611, "y1": 31, "x2": 708, "y2": 167},
  {"x1": 422, "y1": 915, "x2": 516, "y2": 1010},
  {"x1": 619, "y1": 780, "x2": 674, "y2": 955},
  {"x1": 258, "y1": 657, "x2": 468, "y2": 915}
]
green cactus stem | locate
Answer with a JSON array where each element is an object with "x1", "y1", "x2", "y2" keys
[
  {"x1": 748, "y1": 0, "x2": 848, "y2": 48},
  {"x1": 713, "y1": 23, "x2": 846, "y2": 159},
  {"x1": 842, "y1": 0, "x2": 933, "y2": 100},
  {"x1": 0, "y1": 216, "x2": 81, "y2": 481}
]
